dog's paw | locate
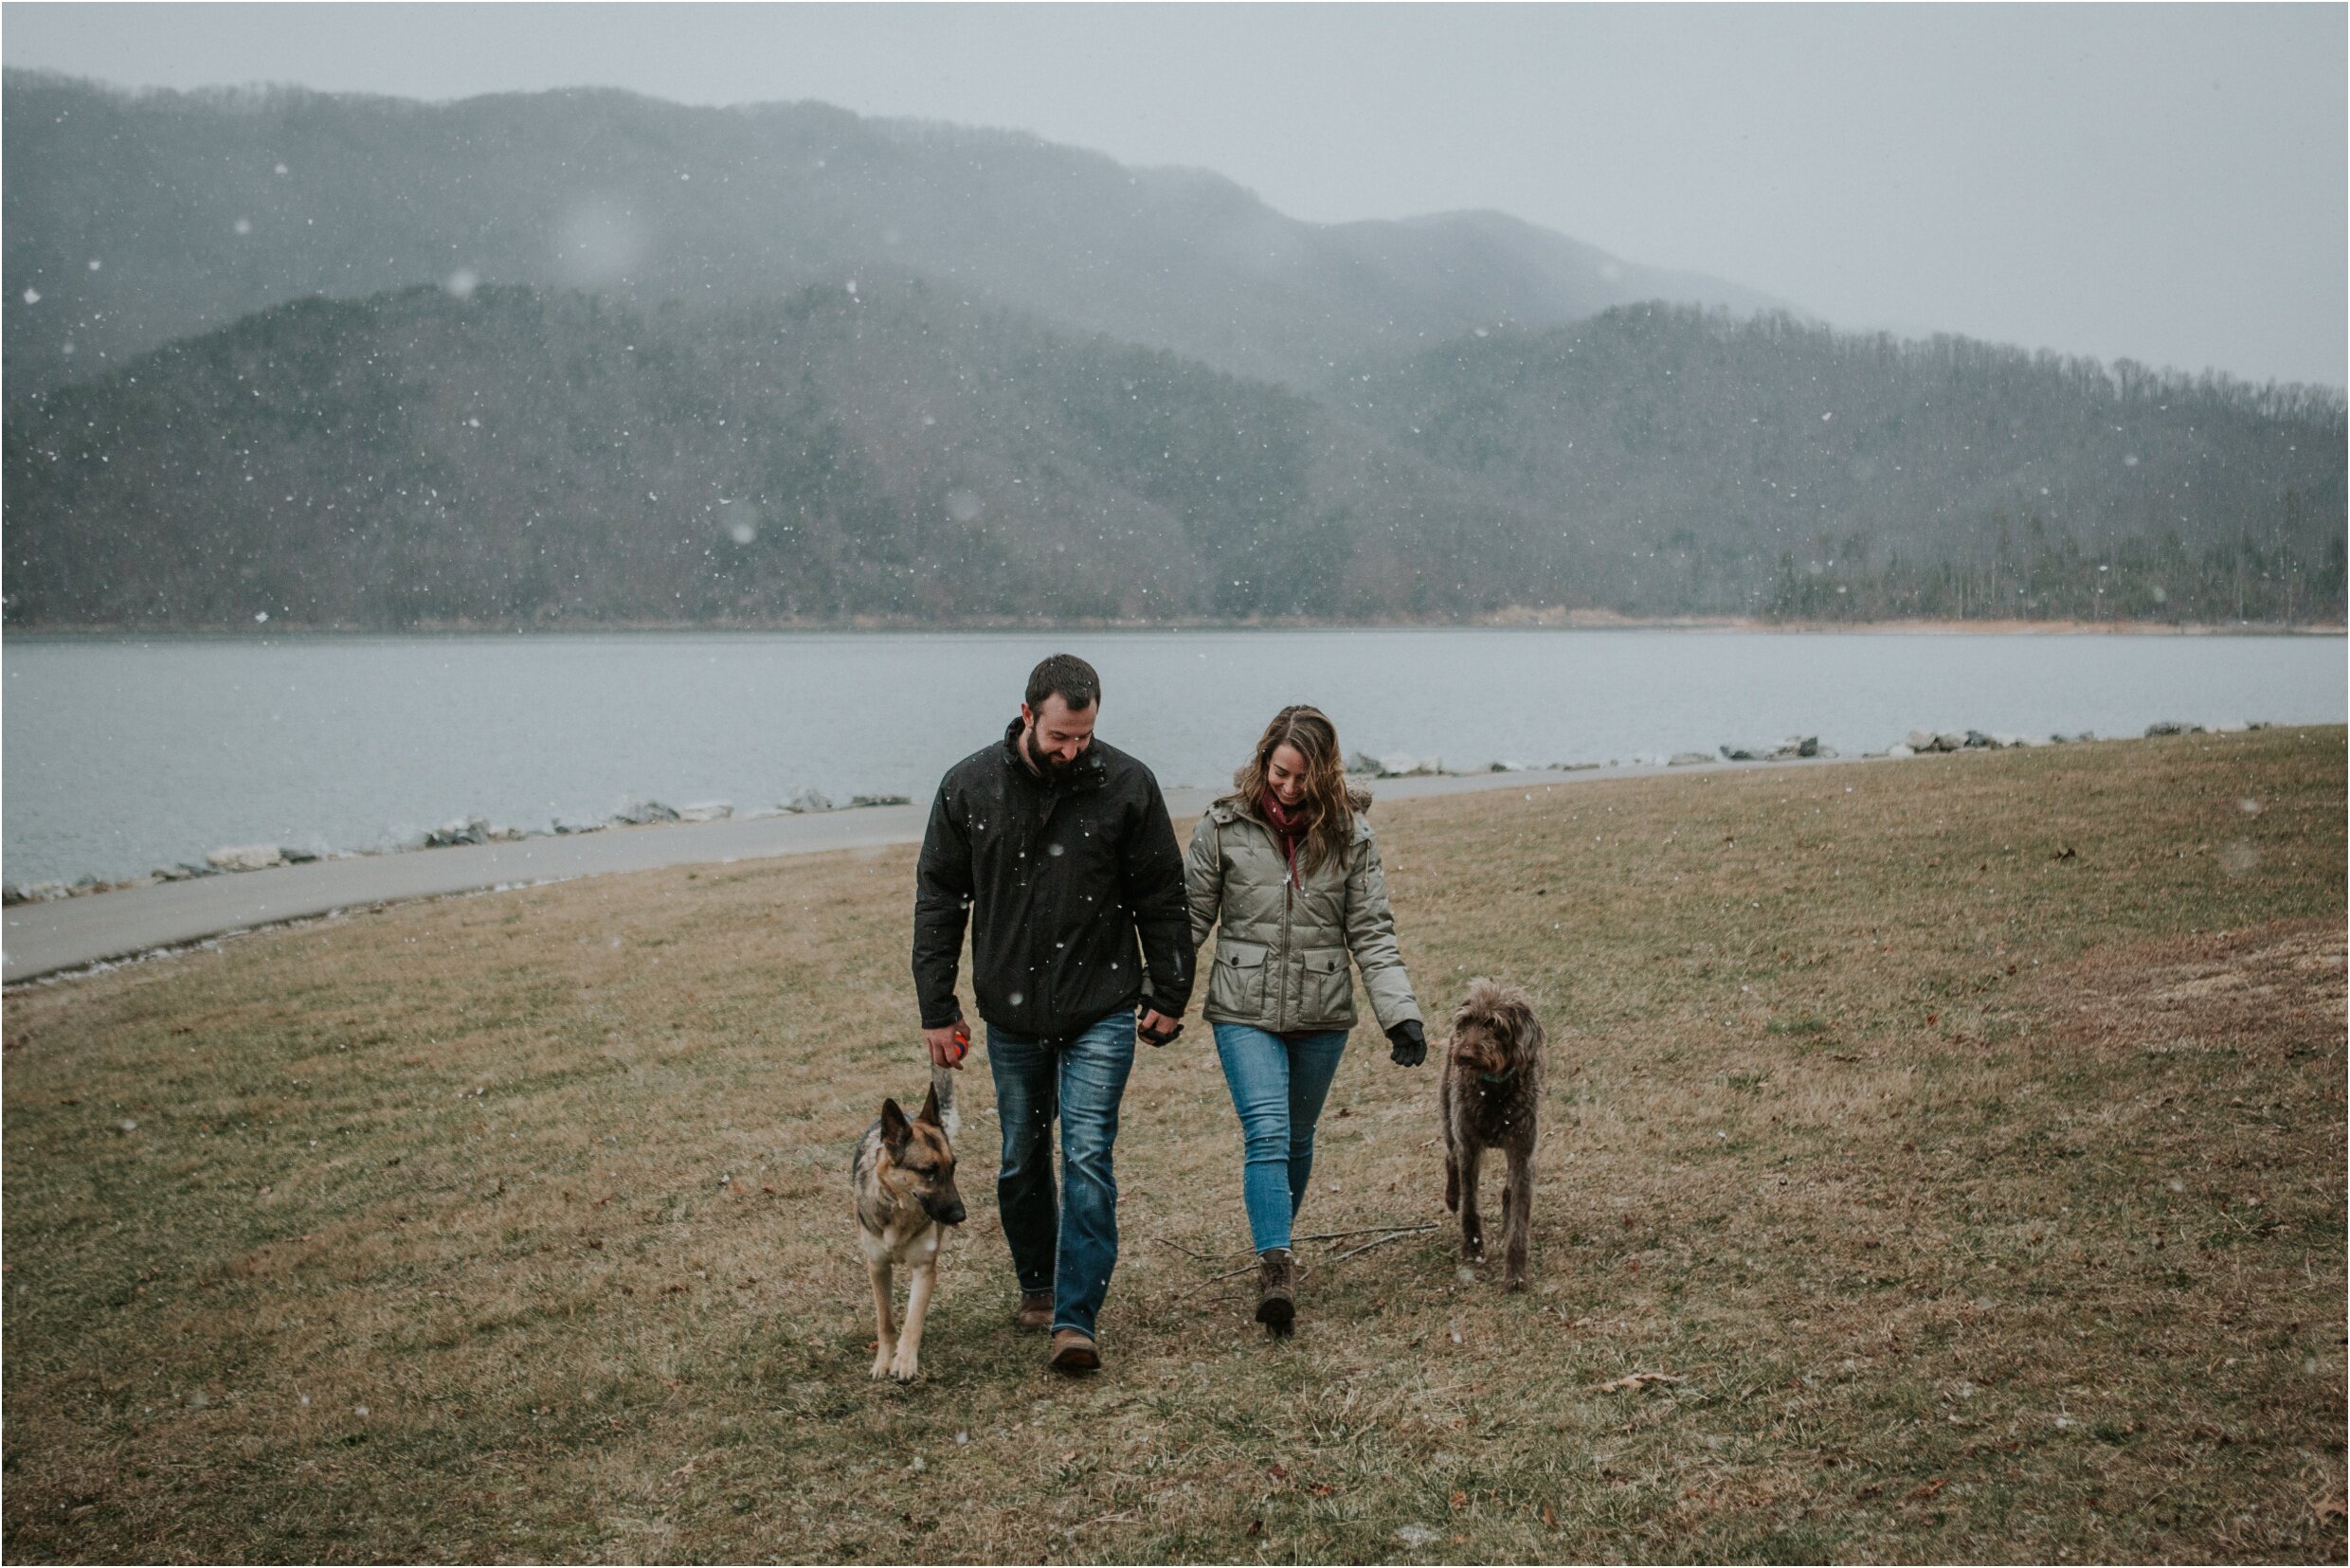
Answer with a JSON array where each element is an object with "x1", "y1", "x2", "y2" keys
[
  {"x1": 870, "y1": 1347, "x2": 896, "y2": 1379},
  {"x1": 887, "y1": 1354, "x2": 922, "y2": 1384},
  {"x1": 1504, "y1": 1273, "x2": 1528, "y2": 1293}
]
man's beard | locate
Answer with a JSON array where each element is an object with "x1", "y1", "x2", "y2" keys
[{"x1": 1024, "y1": 726, "x2": 1077, "y2": 778}]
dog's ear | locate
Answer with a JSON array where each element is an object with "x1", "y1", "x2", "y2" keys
[
  {"x1": 878, "y1": 1097, "x2": 913, "y2": 1149},
  {"x1": 1502, "y1": 996, "x2": 1545, "y2": 1059},
  {"x1": 917, "y1": 1081, "x2": 943, "y2": 1128}
]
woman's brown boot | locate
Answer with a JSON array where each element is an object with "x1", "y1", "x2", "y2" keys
[{"x1": 1256, "y1": 1248, "x2": 1295, "y2": 1336}]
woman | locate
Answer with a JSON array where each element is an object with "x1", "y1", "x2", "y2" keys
[{"x1": 1184, "y1": 705, "x2": 1426, "y2": 1337}]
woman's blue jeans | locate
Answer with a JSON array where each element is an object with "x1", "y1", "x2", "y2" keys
[
  {"x1": 1211, "y1": 1022, "x2": 1350, "y2": 1253},
  {"x1": 985, "y1": 1011, "x2": 1135, "y2": 1340}
]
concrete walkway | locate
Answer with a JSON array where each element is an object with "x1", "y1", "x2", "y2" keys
[{"x1": 2, "y1": 759, "x2": 1824, "y2": 982}]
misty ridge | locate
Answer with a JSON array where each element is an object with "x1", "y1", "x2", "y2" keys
[{"x1": 4, "y1": 69, "x2": 2342, "y2": 630}]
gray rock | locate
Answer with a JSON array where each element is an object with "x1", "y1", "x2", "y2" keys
[
  {"x1": 1773, "y1": 734, "x2": 1822, "y2": 759},
  {"x1": 1886, "y1": 743, "x2": 1916, "y2": 759},
  {"x1": 1344, "y1": 750, "x2": 1386, "y2": 778},
  {"x1": 0, "y1": 884, "x2": 24, "y2": 906},
  {"x1": 1905, "y1": 729, "x2": 1941, "y2": 752},
  {"x1": 484, "y1": 825, "x2": 529, "y2": 842},
  {"x1": 1934, "y1": 731, "x2": 1967, "y2": 752},
  {"x1": 551, "y1": 817, "x2": 607, "y2": 836},
  {"x1": 1376, "y1": 752, "x2": 1437, "y2": 778},
  {"x1": 22, "y1": 880, "x2": 69, "y2": 901},
  {"x1": 424, "y1": 817, "x2": 489, "y2": 848},
  {"x1": 676, "y1": 802, "x2": 734, "y2": 822},
  {"x1": 2213, "y1": 720, "x2": 2251, "y2": 733},
  {"x1": 783, "y1": 788, "x2": 834, "y2": 814},
  {"x1": 611, "y1": 800, "x2": 680, "y2": 826},
  {"x1": 1668, "y1": 751, "x2": 1712, "y2": 766},
  {"x1": 281, "y1": 846, "x2": 320, "y2": 864},
  {"x1": 2143, "y1": 721, "x2": 2202, "y2": 738},
  {"x1": 207, "y1": 844, "x2": 285, "y2": 872},
  {"x1": 1718, "y1": 744, "x2": 1762, "y2": 762},
  {"x1": 847, "y1": 793, "x2": 913, "y2": 809}
]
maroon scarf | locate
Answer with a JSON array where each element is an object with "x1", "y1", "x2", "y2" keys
[{"x1": 1260, "y1": 792, "x2": 1312, "y2": 885}]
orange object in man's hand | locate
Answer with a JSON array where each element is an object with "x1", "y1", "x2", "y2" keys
[{"x1": 924, "y1": 1019, "x2": 970, "y2": 1069}]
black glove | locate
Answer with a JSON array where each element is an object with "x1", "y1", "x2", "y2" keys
[{"x1": 1386, "y1": 1018, "x2": 1426, "y2": 1067}]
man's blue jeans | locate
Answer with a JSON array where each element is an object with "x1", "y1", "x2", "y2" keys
[
  {"x1": 1211, "y1": 1022, "x2": 1350, "y2": 1253},
  {"x1": 985, "y1": 1011, "x2": 1136, "y2": 1340}
]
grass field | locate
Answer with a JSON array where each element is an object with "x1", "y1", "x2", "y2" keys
[{"x1": 5, "y1": 727, "x2": 2343, "y2": 1563}]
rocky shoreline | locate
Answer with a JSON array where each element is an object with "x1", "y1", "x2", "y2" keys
[
  {"x1": 1, "y1": 788, "x2": 914, "y2": 907},
  {"x1": 3, "y1": 720, "x2": 2269, "y2": 906}
]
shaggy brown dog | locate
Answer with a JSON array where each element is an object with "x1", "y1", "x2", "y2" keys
[{"x1": 1440, "y1": 979, "x2": 1546, "y2": 1290}]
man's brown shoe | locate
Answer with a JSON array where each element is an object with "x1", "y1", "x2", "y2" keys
[
  {"x1": 1048, "y1": 1328, "x2": 1099, "y2": 1373},
  {"x1": 1015, "y1": 1290, "x2": 1054, "y2": 1332}
]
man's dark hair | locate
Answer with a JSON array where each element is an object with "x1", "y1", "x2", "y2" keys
[{"x1": 1025, "y1": 653, "x2": 1100, "y2": 714}]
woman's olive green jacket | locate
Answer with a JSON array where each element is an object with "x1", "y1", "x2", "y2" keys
[{"x1": 1184, "y1": 787, "x2": 1423, "y2": 1035}]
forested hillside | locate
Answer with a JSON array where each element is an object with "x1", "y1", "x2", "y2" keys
[
  {"x1": 7, "y1": 282, "x2": 2340, "y2": 629},
  {"x1": 1347, "y1": 308, "x2": 2346, "y2": 622},
  {"x1": 1, "y1": 69, "x2": 1770, "y2": 399}
]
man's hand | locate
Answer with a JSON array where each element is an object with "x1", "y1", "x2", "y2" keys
[
  {"x1": 1138, "y1": 1008, "x2": 1183, "y2": 1047},
  {"x1": 925, "y1": 1020, "x2": 969, "y2": 1070},
  {"x1": 1385, "y1": 1018, "x2": 1427, "y2": 1067}
]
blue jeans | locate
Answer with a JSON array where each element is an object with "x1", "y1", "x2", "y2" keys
[
  {"x1": 1212, "y1": 1023, "x2": 1350, "y2": 1253},
  {"x1": 985, "y1": 1011, "x2": 1136, "y2": 1340}
]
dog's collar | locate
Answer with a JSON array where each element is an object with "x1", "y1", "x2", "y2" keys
[{"x1": 1476, "y1": 1070, "x2": 1514, "y2": 1086}]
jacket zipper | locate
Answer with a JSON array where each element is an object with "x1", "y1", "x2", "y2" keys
[{"x1": 1277, "y1": 846, "x2": 1294, "y2": 1032}]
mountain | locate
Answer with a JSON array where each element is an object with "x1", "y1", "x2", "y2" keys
[
  {"x1": 7, "y1": 280, "x2": 2340, "y2": 630},
  {"x1": 1, "y1": 69, "x2": 1780, "y2": 400},
  {"x1": 1338, "y1": 308, "x2": 2348, "y2": 622}
]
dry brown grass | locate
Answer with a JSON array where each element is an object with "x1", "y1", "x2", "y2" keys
[{"x1": 5, "y1": 727, "x2": 2343, "y2": 1563}]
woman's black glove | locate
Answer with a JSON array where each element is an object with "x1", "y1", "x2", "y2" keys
[{"x1": 1385, "y1": 1018, "x2": 1427, "y2": 1067}]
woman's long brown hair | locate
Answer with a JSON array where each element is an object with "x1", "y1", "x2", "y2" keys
[{"x1": 1227, "y1": 705, "x2": 1355, "y2": 874}]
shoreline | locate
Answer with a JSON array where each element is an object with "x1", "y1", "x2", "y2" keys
[
  {"x1": 2, "y1": 615, "x2": 2341, "y2": 640},
  {"x1": 5, "y1": 724, "x2": 2319, "y2": 984},
  {"x1": 1, "y1": 755, "x2": 1872, "y2": 985}
]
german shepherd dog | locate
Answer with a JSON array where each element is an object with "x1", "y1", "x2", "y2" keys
[
  {"x1": 852, "y1": 1067, "x2": 965, "y2": 1382},
  {"x1": 1440, "y1": 979, "x2": 1547, "y2": 1291}
]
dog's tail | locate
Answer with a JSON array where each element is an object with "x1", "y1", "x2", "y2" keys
[{"x1": 930, "y1": 1061, "x2": 962, "y2": 1142}]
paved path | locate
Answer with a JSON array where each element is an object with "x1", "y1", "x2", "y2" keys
[{"x1": 2, "y1": 759, "x2": 1831, "y2": 982}]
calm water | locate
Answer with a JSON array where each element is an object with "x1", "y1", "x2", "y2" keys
[{"x1": 5, "y1": 629, "x2": 2341, "y2": 887}]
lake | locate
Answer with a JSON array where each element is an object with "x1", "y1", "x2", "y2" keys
[{"x1": 5, "y1": 629, "x2": 2342, "y2": 889}]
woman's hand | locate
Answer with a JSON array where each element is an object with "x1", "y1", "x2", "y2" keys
[{"x1": 1386, "y1": 1018, "x2": 1426, "y2": 1067}]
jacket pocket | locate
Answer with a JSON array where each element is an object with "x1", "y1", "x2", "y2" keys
[
  {"x1": 1299, "y1": 947, "x2": 1353, "y2": 1025},
  {"x1": 1208, "y1": 939, "x2": 1269, "y2": 1018}
]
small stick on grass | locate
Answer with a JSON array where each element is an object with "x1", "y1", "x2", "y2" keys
[
  {"x1": 1329, "y1": 1227, "x2": 1437, "y2": 1264},
  {"x1": 1294, "y1": 1222, "x2": 1437, "y2": 1245}
]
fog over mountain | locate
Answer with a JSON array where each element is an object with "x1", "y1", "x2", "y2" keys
[
  {"x1": 3, "y1": 70, "x2": 2340, "y2": 630},
  {"x1": 2, "y1": 70, "x2": 1776, "y2": 398}
]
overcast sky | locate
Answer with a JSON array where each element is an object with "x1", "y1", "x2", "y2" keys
[{"x1": 7, "y1": 3, "x2": 2342, "y2": 387}]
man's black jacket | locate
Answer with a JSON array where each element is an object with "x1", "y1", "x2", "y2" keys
[{"x1": 913, "y1": 719, "x2": 1192, "y2": 1039}]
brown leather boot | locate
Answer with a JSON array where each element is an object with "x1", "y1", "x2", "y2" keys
[
  {"x1": 1014, "y1": 1290, "x2": 1054, "y2": 1332},
  {"x1": 1256, "y1": 1248, "x2": 1295, "y2": 1337},
  {"x1": 1048, "y1": 1328, "x2": 1099, "y2": 1373}
]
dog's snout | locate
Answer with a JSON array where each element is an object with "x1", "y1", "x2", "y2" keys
[{"x1": 928, "y1": 1196, "x2": 967, "y2": 1226}]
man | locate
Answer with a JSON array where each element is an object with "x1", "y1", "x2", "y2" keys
[{"x1": 912, "y1": 653, "x2": 1190, "y2": 1373}]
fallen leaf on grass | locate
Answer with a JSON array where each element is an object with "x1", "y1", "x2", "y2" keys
[
  {"x1": 1541, "y1": 1504, "x2": 1557, "y2": 1527},
  {"x1": 1268, "y1": 1464, "x2": 1288, "y2": 1480},
  {"x1": 1596, "y1": 1371, "x2": 1686, "y2": 1394},
  {"x1": 1449, "y1": 1490, "x2": 1468, "y2": 1509},
  {"x1": 2316, "y1": 1496, "x2": 2346, "y2": 1524},
  {"x1": 1311, "y1": 1484, "x2": 1334, "y2": 1499},
  {"x1": 1907, "y1": 1476, "x2": 1948, "y2": 1501}
]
